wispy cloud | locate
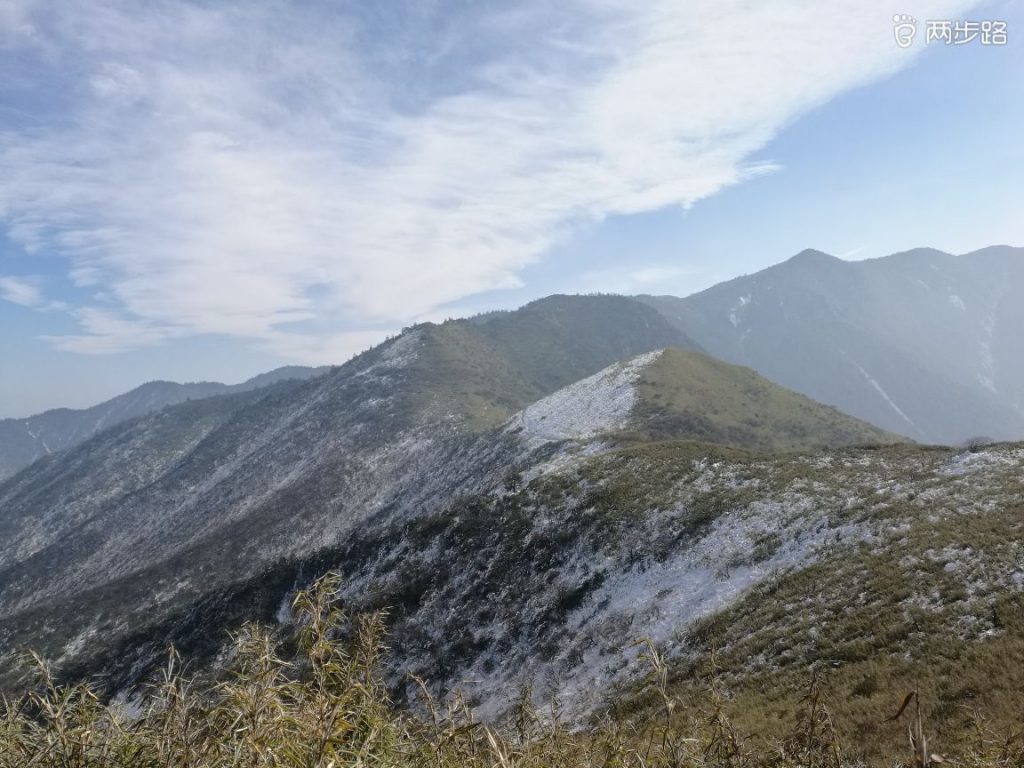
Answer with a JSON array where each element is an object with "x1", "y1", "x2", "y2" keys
[
  {"x1": 0, "y1": 275, "x2": 42, "y2": 306},
  {"x1": 0, "y1": 0, "x2": 975, "y2": 359}
]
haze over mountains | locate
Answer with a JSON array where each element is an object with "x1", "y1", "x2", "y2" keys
[
  {"x1": 0, "y1": 366, "x2": 330, "y2": 482},
  {"x1": 643, "y1": 246, "x2": 1024, "y2": 444},
  {"x1": 0, "y1": 247, "x2": 1022, "y2": 752}
]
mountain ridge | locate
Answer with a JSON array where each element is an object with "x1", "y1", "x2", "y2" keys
[
  {"x1": 5, "y1": 245, "x2": 1021, "y2": 485},
  {"x1": 0, "y1": 365, "x2": 332, "y2": 482},
  {"x1": 0, "y1": 300, "x2": 882, "y2": 695}
]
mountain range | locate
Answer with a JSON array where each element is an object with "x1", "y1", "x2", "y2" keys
[
  {"x1": 643, "y1": 245, "x2": 1024, "y2": 444},
  {"x1": 0, "y1": 294, "x2": 889, "y2": 678},
  {"x1": 5, "y1": 245, "x2": 1021, "y2": 476},
  {"x1": 0, "y1": 248, "x2": 1022, "y2": 759}
]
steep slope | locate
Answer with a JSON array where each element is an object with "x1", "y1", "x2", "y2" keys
[
  {"x1": 507, "y1": 348, "x2": 896, "y2": 451},
  {"x1": 640, "y1": 246, "x2": 1024, "y2": 444},
  {"x1": 0, "y1": 365, "x2": 330, "y2": 482},
  {"x1": 629, "y1": 348, "x2": 897, "y2": 451},
  {"x1": 0, "y1": 346, "x2": 899, "y2": 688},
  {"x1": 0, "y1": 295, "x2": 698, "y2": 684},
  {"x1": 332, "y1": 439, "x2": 1023, "y2": 760}
]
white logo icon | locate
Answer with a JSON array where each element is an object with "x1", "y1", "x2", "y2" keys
[{"x1": 894, "y1": 14, "x2": 918, "y2": 47}]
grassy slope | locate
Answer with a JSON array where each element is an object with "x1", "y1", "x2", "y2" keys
[
  {"x1": 2, "y1": 439, "x2": 1020, "y2": 766},
  {"x1": 404, "y1": 295, "x2": 699, "y2": 431},
  {"x1": 282, "y1": 437, "x2": 1021, "y2": 767},
  {"x1": 686, "y1": 515, "x2": 1024, "y2": 765},
  {"x1": 597, "y1": 442, "x2": 1024, "y2": 765},
  {"x1": 629, "y1": 348, "x2": 901, "y2": 452},
  {"x1": 401, "y1": 322, "x2": 542, "y2": 431}
]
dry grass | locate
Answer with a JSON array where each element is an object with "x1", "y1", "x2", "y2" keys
[{"x1": 1, "y1": 574, "x2": 1020, "y2": 768}]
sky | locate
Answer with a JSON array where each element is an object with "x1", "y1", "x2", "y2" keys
[{"x1": 0, "y1": 0, "x2": 1021, "y2": 417}]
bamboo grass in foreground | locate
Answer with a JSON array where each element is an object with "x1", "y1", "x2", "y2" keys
[{"x1": 1, "y1": 574, "x2": 1021, "y2": 768}]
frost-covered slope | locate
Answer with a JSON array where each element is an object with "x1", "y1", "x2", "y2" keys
[
  {"x1": 293, "y1": 441, "x2": 1024, "y2": 726},
  {"x1": 631, "y1": 348, "x2": 897, "y2": 451},
  {"x1": 510, "y1": 351, "x2": 660, "y2": 441},
  {"x1": 0, "y1": 295, "x2": 699, "y2": 688},
  {"x1": 0, "y1": 333, "x2": 898, "y2": 694}
]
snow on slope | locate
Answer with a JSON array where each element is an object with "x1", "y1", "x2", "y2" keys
[
  {"x1": 509, "y1": 350, "x2": 662, "y2": 442},
  {"x1": 854, "y1": 363, "x2": 918, "y2": 433}
]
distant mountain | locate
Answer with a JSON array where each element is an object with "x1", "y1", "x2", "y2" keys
[
  {"x1": 0, "y1": 365, "x2": 330, "y2": 482},
  {"x1": 640, "y1": 246, "x2": 1024, "y2": 444}
]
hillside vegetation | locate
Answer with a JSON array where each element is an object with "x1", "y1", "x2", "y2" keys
[
  {"x1": 1, "y1": 283, "x2": 1023, "y2": 768},
  {"x1": 630, "y1": 348, "x2": 898, "y2": 451},
  {"x1": 2, "y1": 575, "x2": 1019, "y2": 768}
]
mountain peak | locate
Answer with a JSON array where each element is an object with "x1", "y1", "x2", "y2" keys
[
  {"x1": 875, "y1": 247, "x2": 953, "y2": 265},
  {"x1": 786, "y1": 248, "x2": 840, "y2": 265}
]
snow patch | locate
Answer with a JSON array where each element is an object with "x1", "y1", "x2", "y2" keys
[
  {"x1": 508, "y1": 351, "x2": 662, "y2": 442},
  {"x1": 939, "y1": 449, "x2": 1017, "y2": 476},
  {"x1": 551, "y1": 499, "x2": 873, "y2": 715},
  {"x1": 855, "y1": 364, "x2": 917, "y2": 430},
  {"x1": 727, "y1": 294, "x2": 752, "y2": 327},
  {"x1": 978, "y1": 313, "x2": 997, "y2": 393}
]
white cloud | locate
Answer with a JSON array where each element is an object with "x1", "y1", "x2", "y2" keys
[
  {"x1": 40, "y1": 307, "x2": 175, "y2": 354},
  {"x1": 0, "y1": 0, "x2": 38, "y2": 45},
  {"x1": 0, "y1": 0, "x2": 976, "y2": 359},
  {"x1": 0, "y1": 275, "x2": 43, "y2": 306}
]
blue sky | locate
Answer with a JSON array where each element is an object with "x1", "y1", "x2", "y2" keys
[{"x1": 1, "y1": 0, "x2": 1021, "y2": 417}]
